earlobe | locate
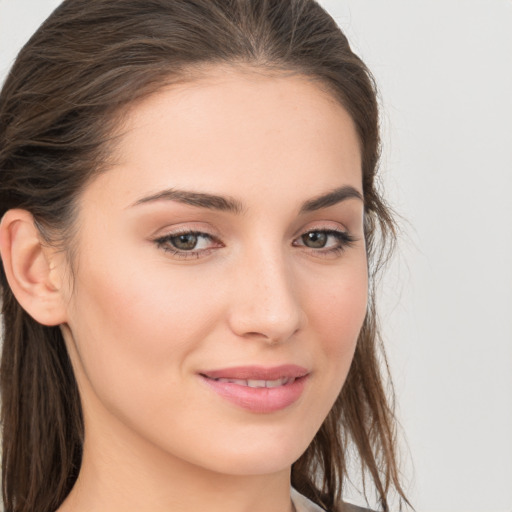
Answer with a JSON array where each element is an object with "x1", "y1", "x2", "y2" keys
[{"x1": 0, "y1": 209, "x2": 68, "y2": 326}]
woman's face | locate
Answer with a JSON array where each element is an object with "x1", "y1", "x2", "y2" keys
[{"x1": 59, "y1": 68, "x2": 368, "y2": 476}]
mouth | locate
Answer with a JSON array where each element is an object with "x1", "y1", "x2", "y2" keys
[
  {"x1": 198, "y1": 365, "x2": 309, "y2": 413},
  {"x1": 199, "y1": 364, "x2": 309, "y2": 381},
  {"x1": 205, "y1": 376, "x2": 298, "y2": 388}
]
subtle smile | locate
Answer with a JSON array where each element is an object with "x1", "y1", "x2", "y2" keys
[
  {"x1": 207, "y1": 377, "x2": 296, "y2": 388},
  {"x1": 199, "y1": 365, "x2": 309, "y2": 413}
]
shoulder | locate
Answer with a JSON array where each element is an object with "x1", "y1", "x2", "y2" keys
[{"x1": 291, "y1": 488, "x2": 376, "y2": 512}]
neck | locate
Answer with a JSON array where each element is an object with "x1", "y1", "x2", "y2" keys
[{"x1": 57, "y1": 408, "x2": 294, "y2": 512}]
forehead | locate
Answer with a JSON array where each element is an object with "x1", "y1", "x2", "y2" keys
[{"x1": 88, "y1": 67, "x2": 362, "y2": 209}]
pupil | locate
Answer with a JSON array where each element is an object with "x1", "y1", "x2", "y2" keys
[
  {"x1": 303, "y1": 232, "x2": 327, "y2": 248},
  {"x1": 173, "y1": 233, "x2": 198, "y2": 250}
]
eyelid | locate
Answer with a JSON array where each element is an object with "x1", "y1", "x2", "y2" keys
[
  {"x1": 151, "y1": 222, "x2": 358, "y2": 260},
  {"x1": 151, "y1": 224, "x2": 224, "y2": 260},
  {"x1": 293, "y1": 220, "x2": 353, "y2": 239},
  {"x1": 293, "y1": 227, "x2": 356, "y2": 244},
  {"x1": 292, "y1": 225, "x2": 358, "y2": 257},
  {"x1": 150, "y1": 221, "x2": 221, "y2": 239}
]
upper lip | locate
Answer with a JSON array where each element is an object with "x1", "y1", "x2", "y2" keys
[{"x1": 200, "y1": 365, "x2": 309, "y2": 381}]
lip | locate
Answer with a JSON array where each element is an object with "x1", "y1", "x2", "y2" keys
[{"x1": 199, "y1": 365, "x2": 309, "y2": 414}]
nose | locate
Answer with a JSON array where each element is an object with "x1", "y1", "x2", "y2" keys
[{"x1": 227, "y1": 248, "x2": 306, "y2": 344}]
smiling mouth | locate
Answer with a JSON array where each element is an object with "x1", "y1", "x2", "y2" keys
[
  {"x1": 203, "y1": 376, "x2": 298, "y2": 388},
  {"x1": 199, "y1": 364, "x2": 309, "y2": 381},
  {"x1": 198, "y1": 365, "x2": 309, "y2": 413}
]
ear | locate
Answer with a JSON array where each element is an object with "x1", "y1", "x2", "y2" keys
[{"x1": 0, "y1": 209, "x2": 68, "y2": 326}]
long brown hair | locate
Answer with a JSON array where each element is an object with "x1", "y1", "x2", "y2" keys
[{"x1": 0, "y1": 1, "x2": 408, "y2": 511}]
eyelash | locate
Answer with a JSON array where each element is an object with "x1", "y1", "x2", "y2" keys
[
  {"x1": 153, "y1": 228, "x2": 357, "y2": 260},
  {"x1": 154, "y1": 230, "x2": 221, "y2": 260},
  {"x1": 292, "y1": 229, "x2": 357, "y2": 257}
]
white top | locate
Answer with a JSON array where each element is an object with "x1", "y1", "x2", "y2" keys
[
  {"x1": 291, "y1": 488, "x2": 326, "y2": 512},
  {"x1": 291, "y1": 488, "x2": 373, "y2": 512}
]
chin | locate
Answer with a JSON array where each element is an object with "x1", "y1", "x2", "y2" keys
[
  {"x1": 185, "y1": 425, "x2": 315, "y2": 477},
  {"x1": 203, "y1": 450, "x2": 300, "y2": 477}
]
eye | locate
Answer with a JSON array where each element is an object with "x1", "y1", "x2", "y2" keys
[
  {"x1": 301, "y1": 231, "x2": 329, "y2": 249},
  {"x1": 294, "y1": 228, "x2": 356, "y2": 255},
  {"x1": 154, "y1": 230, "x2": 222, "y2": 259},
  {"x1": 170, "y1": 233, "x2": 203, "y2": 250}
]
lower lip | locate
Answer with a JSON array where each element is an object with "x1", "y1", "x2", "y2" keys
[{"x1": 200, "y1": 375, "x2": 308, "y2": 413}]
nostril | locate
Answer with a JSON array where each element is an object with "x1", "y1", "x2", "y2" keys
[{"x1": 242, "y1": 331, "x2": 280, "y2": 343}]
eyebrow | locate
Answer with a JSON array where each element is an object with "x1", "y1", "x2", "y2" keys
[
  {"x1": 299, "y1": 185, "x2": 363, "y2": 213},
  {"x1": 131, "y1": 189, "x2": 244, "y2": 214},
  {"x1": 130, "y1": 185, "x2": 363, "y2": 214}
]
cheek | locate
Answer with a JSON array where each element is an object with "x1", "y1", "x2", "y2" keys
[
  {"x1": 301, "y1": 254, "x2": 368, "y2": 386},
  {"x1": 307, "y1": 257, "x2": 367, "y2": 343},
  {"x1": 324, "y1": 279, "x2": 367, "y2": 354},
  {"x1": 282, "y1": 255, "x2": 367, "y2": 448},
  {"x1": 65, "y1": 248, "x2": 221, "y2": 400}
]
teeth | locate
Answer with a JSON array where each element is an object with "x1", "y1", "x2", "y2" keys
[
  {"x1": 213, "y1": 377, "x2": 295, "y2": 388},
  {"x1": 266, "y1": 377, "x2": 293, "y2": 388},
  {"x1": 216, "y1": 378, "x2": 246, "y2": 385},
  {"x1": 247, "y1": 379, "x2": 266, "y2": 388}
]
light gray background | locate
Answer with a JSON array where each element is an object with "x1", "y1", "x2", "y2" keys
[{"x1": 1, "y1": 1, "x2": 511, "y2": 511}]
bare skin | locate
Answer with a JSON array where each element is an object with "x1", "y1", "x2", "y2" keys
[{"x1": 0, "y1": 67, "x2": 367, "y2": 512}]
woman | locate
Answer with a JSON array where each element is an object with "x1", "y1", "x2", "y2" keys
[{"x1": 0, "y1": 1, "x2": 409, "y2": 512}]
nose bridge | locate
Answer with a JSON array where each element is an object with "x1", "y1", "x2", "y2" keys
[{"x1": 229, "y1": 241, "x2": 305, "y2": 342}]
